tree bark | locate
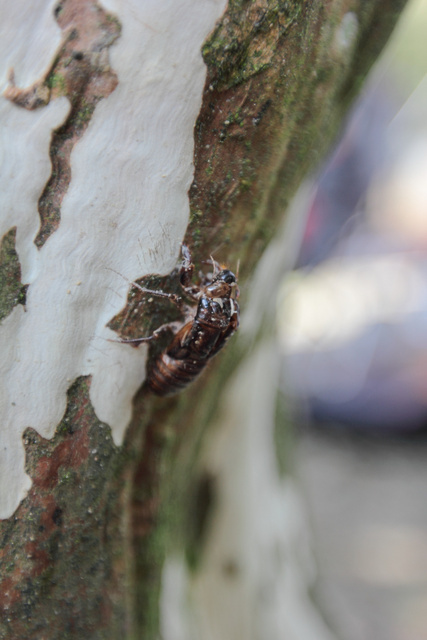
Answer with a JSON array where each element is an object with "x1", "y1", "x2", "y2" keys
[{"x1": 0, "y1": 0, "x2": 407, "y2": 638}]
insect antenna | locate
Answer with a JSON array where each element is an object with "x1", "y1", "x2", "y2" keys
[
  {"x1": 210, "y1": 255, "x2": 219, "y2": 276},
  {"x1": 105, "y1": 266, "x2": 183, "y2": 307},
  {"x1": 202, "y1": 256, "x2": 221, "y2": 275}
]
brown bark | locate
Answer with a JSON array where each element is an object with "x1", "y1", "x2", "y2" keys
[{"x1": 0, "y1": 0, "x2": 407, "y2": 638}]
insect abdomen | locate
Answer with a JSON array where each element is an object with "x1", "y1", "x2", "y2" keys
[{"x1": 148, "y1": 353, "x2": 207, "y2": 396}]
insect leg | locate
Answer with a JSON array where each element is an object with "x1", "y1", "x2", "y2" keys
[
  {"x1": 180, "y1": 244, "x2": 194, "y2": 288},
  {"x1": 179, "y1": 244, "x2": 203, "y2": 300},
  {"x1": 130, "y1": 281, "x2": 182, "y2": 307},
  {"x1": 106, "y1": 266, "x2": 183, "y2": 307},
  {"x1": 109, "y1": 320, "x2": 183, "y2": 348},
  {"x1": 208, "y1": 302, "x2": 240, "y2": 357}
]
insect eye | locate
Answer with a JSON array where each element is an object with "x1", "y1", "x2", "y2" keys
[{"x1": 221, "y1": 270, "x2": 236, "y2": 284}]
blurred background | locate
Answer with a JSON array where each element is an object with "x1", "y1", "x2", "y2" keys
[{"x1": 278, "y1": 0, "x2": 427, "y2": 638}]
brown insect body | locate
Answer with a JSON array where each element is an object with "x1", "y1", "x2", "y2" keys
[
  {"x1": 115, "y1": 245, "x2": 239, "y2": 396},
  {"x1": 149, "y1": 270, "x2": 239, "y2": 395}
]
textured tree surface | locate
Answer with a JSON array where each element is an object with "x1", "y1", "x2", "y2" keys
[{"x1": 0, "y1": 0, "x2": 406, "y2": 639}]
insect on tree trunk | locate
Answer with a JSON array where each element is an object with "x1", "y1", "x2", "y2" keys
[{"x1": 0, "y1": 0, "x2": 407, "y2": 638}]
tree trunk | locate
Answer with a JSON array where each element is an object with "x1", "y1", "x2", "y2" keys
[{"x1": 0, "y1": 0, "x2": 406, "y2": 638}]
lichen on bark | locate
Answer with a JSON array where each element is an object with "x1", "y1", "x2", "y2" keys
[
  {"x1": 0, "y1": 227, "x2": 28, "y2": 321},
  {"x1": 202, "y1": 0, "x2": 302, "y2": 88},
  {"x1": 188, "y1": 0, "x2": 407, "y2": 278},
  {"x1": 0, "y1": 377, "x2": 127, "y2": 639}
]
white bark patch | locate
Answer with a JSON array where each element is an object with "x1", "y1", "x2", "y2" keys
[
  {"x1": 160, "y1": 343, "x2": 337, "y2": 640},
  {"x1": 0, "y1": 0, "x2": 62, "y2": 90},
  {"x1": 0, "y1": 0, "x2": 227, "y2": 519}
]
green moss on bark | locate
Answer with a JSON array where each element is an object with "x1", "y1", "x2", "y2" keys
[
  {"x1": 0, "y1": 377, "x2": 128, "y2": 640},
  {"x1": 0, "y1": 227, "x2": 28, "y2": 322}
]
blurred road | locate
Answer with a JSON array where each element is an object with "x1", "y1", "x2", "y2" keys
[{"x1": 295, "y1": 427, "x2": 427, "y2": 640}]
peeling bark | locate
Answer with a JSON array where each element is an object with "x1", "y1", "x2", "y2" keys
[
  {"x1": 5, "y1": 0, "x2": 120, "y2": 247},
  {"x1": 0, "y1": 378, "x2": 126, "y2": 638},
  {"x1": 0, "y1": 0, "x2": 407, "y2": 639}
]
